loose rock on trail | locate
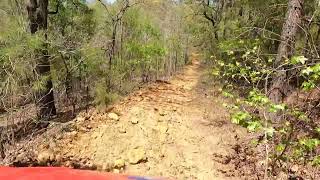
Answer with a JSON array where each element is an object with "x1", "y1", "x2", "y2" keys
[{"x1": 5, "y1": 54, "x2": 247, "y2": 179}]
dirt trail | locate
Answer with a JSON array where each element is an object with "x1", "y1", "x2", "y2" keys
[{"x1": 29, "y1": 54, "x2": 246, "y2": 179}]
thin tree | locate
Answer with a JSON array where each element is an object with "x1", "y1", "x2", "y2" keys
[
  {"x1": 27, "y1": 0, "x2": 59, "y2": 118},
  {"x1": 98, "y1": 0, "x2": 140, "y2": 69}
]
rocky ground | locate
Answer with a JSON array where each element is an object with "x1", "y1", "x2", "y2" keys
[{"x1": 3, "y1": 55, "x2": 248, "y2": 180}]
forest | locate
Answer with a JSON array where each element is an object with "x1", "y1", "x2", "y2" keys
[{"x1": 0, "y1": 0, "x2": 320, "y2": 179}]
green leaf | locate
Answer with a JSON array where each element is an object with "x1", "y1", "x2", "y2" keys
[
  {"x1": 269, "y1": 104, "x2": 286, "y2": 113},
  {"x1": 212, "y1": 69, "x2": 220, "y2": 76},
  {"x1": 279, "y1": 128, "x2": 287, "y2": 134},
  {"x1": 302, "y1": 81, "x2": 316, "y2": 91},
  {"x1": 301, "y1": 67, "x2": 313, "y2": 75},
  {"x1": 250, "y1": 139, "x2": 259, "y2": 146},
  {"x1": 248, "y1": 90, "x2": 269, "y2": 105},
  {"x1": 227, "y1": 50, "x2": 234, "y2": 55},
  {"x1": 247, "y1": 121, "x2": 262, "y2": 132},
  {"x1": 276, "y1": 144, "x2": 285, "y2": 152},
  {"x1": 311, "y1": 64, "x2": 320, "y2": 73},
  {"x1": 231, "y1": 111, "x2": 251, "y2": 125},
  {"x1": 264, "y1": 127, "x2": 275, "y2": 138},
  {"x1": 298, "y1": 114, "x2": 309, "y2": 122},
  {"x1": 299, "y1": 138, "x2": 320, "y2": 151},
  {"x1": 312, "y1": 156, "x2": 320, "y2": 166},
  {"x1": 222, "y1": 91, "x2": 234, "y2": 98},
  {"x1": 291, "y1": 56, "x2": 307, "y2": 65}
]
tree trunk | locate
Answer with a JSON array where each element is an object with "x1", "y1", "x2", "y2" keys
[
  {"x1": 27, "y1": 0, "x2": 56, "y2": 119},
  {"x1": 174, "y1": 50, "x2": 178, "y2": 72},
  {"x1": 109, "y1": 23, "x2": 117, "y2": 70},
  {"x1": 184, "y1": 37, "x2": 189, "y2": 65},
  {"x1": 268, "y1": 0, "x2": 304, "y2": 105}
]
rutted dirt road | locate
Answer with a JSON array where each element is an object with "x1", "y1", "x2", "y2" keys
[{"x1": 7, "y1": 54, "x2": 246, "y2": 179}]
